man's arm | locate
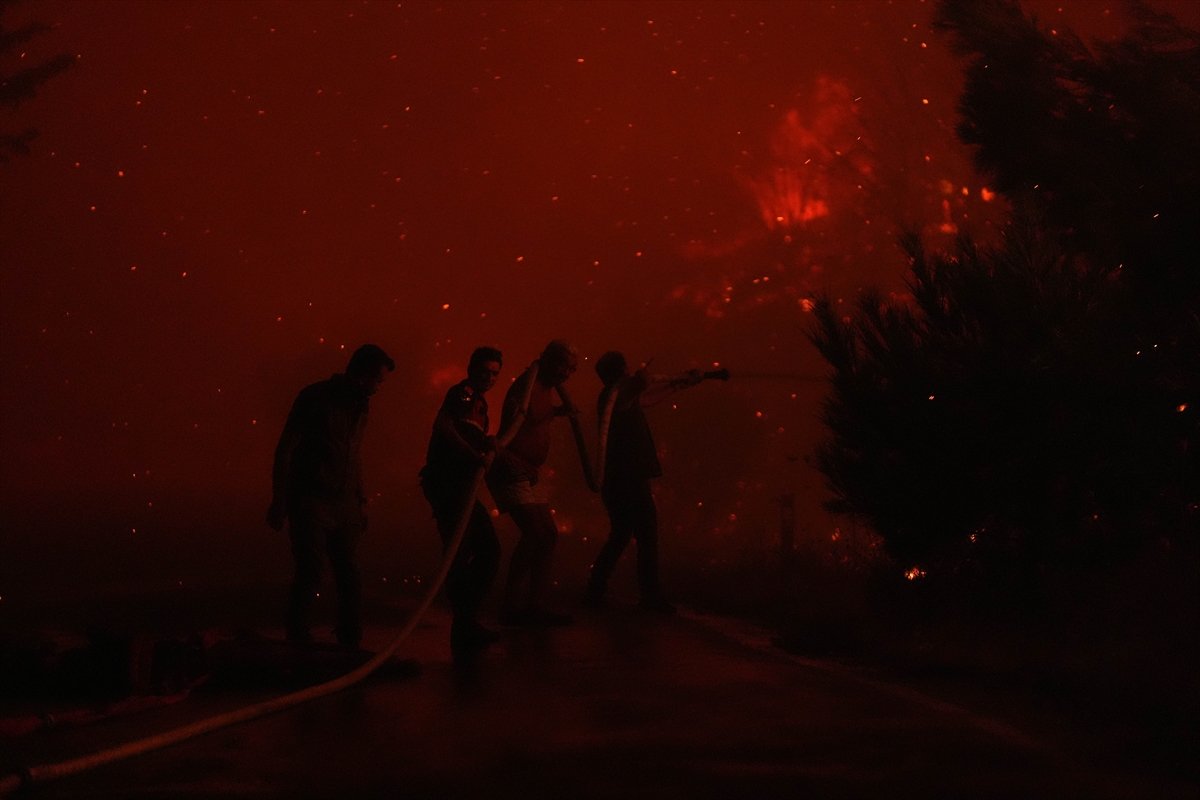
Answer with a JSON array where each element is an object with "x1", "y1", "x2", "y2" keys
[
  {"x1": 500, "y1": 368, "x2": 533, "y2": 434},
  {"x1": 266, "y1": 389, "x2": 311, "y2": 530},
  {"x1": 608, "y1": 370, "x2": 649, "y2": 411},
  {"x1": 433, "y1": 405, "x2": 493, "y2": 464},
  {"x1": 553, "y1": 384, "x2": 582, "y2": 418},
  {"x1": 638, "y1": 369, "x2": 703, "y2": 407}
]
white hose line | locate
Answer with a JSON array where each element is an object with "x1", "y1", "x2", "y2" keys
[
  {"x1": 498, "y1": 361, "x2": 539, "y2": 450},
  {"x1": 0, "y1": 364, "x2": 544, "y2": 796},
  {"x1": 556, "y1": 383, "x2": 598, "y2": 492},
  {"x1": 593, "y1": 386, "x2": 618, "y2": 495},
  {"x1": 0, "y1": 467, "x2": 484, "y2": 796}
]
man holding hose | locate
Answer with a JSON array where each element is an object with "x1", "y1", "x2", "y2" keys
[
  {"x1": 585, "y1": 352, "x2": 705, "y2": 613},
  {"x1": 487, "y1": 340, "x2": 580, "y2": 626},
  {"x1": 421, "y1": 346, "x2": 504, "y2": 651}
]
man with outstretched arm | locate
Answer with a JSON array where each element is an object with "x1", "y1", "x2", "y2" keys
[
  {"x1": 267, "y1": 343, "x2": 395, "y2": 649},
  {"x1": 584, "y1": 352, "x2": 705, "y2": 613},
  {"x1": 487, "y1": 340, "x2": 580, "y2": 626},
  {"x1": 420, "y1": 346, "x2": 504, "y2": 652}
]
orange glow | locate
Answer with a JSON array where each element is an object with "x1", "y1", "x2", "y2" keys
[
  {"x1": 741, "y1": 77, "x2": 873, "y2": 232},
  {"x1": 754, "y1": 166, "x2": 830, "y2": 228},
  {"x1": 428, "y1": 364, "x2": 460, "y2": 388},
  {"x1": 938, "y1": 198, "x2": 957, "y2": 234}
]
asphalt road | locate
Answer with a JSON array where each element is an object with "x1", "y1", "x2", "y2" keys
[{"x1": 4, "y1": 605, "x2": 1194, "y2": 799}]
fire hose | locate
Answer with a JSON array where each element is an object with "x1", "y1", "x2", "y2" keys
[
  {"x1": 0, "y1": 363, "x2": 541, "y2": 797},
  {"x1": 557, "y1": 383, "x2": 599, "y2": 493}
]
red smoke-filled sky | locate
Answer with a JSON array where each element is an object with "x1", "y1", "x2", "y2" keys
[{"x1": 2, "y1": 1, "x2": 1191, "y2": 602}]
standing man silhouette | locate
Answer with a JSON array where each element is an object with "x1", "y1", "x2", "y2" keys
[
  {"x1": 267, "y1": 344, "x2": 394, "y2": 649},
  {"x1": 420, "y1": 346, "x2": 504, "y2": 651},
  {"x1": 585, "y1": 352, "x2": 703, "y2": 612},
  {"x1": 488, "y1": 340, "x2": 579, "y2": 626}
]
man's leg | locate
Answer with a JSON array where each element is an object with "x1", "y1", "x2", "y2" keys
[
  {"x1": 433, "y1": 510, "x2": 469, "y2": 622},
  {"x1": 286, "y1": 513, "x2": 323, "y2": 642},
  {"x1": 525, "y1": 503, "x2": 559, "y2": 613},
  {"x1": 587, "y1": 489, "x2": 635, "y2": 602},
  {"x1": 327, "y1": 520, "x2": 364, "y2": 648},
  {"x1": 629, "y1": 481, "x2": 665, "y2": 604},
  {"x1": 502, "y1": 503, "x2": 539, "y2": 618},
  {"x1": 426, "y1": 480, "x2": 470, "y2": 621},
  {"x1": 449, "y1": 502, "x2": 502, "y2": 647},
  {"x1": 460, "y1": 501, "x2": 501, "y2": 622},
  {"x1": 426, "y1": 481, "x2": 500, "y2": 647}
]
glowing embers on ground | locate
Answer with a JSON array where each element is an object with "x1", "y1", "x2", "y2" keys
[{"x1": 741, "y1": 77, "x2": 874, "y2": 233}]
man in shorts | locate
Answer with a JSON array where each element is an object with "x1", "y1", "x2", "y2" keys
[{"x1": 487, "y1": 340, "x2": 579, "y2": 626}]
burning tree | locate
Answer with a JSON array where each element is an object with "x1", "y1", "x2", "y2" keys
[{"x1": 811, "y1": 0, "x2": 1198, "y2": 583}]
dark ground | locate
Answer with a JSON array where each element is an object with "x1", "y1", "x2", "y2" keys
[{"x1": 0, "y1": 577, "x2": 1196, "y2": 799}]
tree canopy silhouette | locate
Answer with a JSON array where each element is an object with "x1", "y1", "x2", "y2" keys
[
  {"x1": 811, "y1": 0, "x2": 1198, "y2": 581},
  {"x1": 1, "y1": 0, "x2": 73, "y2": 162}
]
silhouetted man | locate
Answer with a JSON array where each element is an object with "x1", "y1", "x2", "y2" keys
[
  {"x1": 267, "y1": 344, "x2": 395, "y2": 649},
  {"x1": 420, "y1": 346, "x2": 504, "y2": 651},
  {"x1": 585, "y1": 352, "x2": 702, "y2": 613},
  {"x1": 487, "y1": 340, "x2": 579, "y2": 626}
]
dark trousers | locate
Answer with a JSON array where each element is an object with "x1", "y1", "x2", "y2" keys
[
  {"x1": 503, "y1": 503, "x2": 558, "y2": 613},
  {"x1": 425, "y1": 482, "x2": 501, "y2": 625},
  {"x1": 287, "y1": 513, "x2": 364, "y2": 646},
  {"x1": 589, "y1": 478, "x2": 661, "y2": 599}
]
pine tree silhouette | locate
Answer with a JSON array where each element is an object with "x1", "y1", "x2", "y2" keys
[
  {"x1": 811, "y1": 0, "x2": 1198, "y2": 583},
  {"x1": 1, "y1": 0, "x2": 73, "y2": 162}
]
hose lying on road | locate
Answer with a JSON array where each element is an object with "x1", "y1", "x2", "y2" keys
[
  {"x1": 0, "y1": 688, "x2": 197, "y2": 739},
  {"x1": 0, "y1": 363, "x2": 540, "y2": 797}
]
